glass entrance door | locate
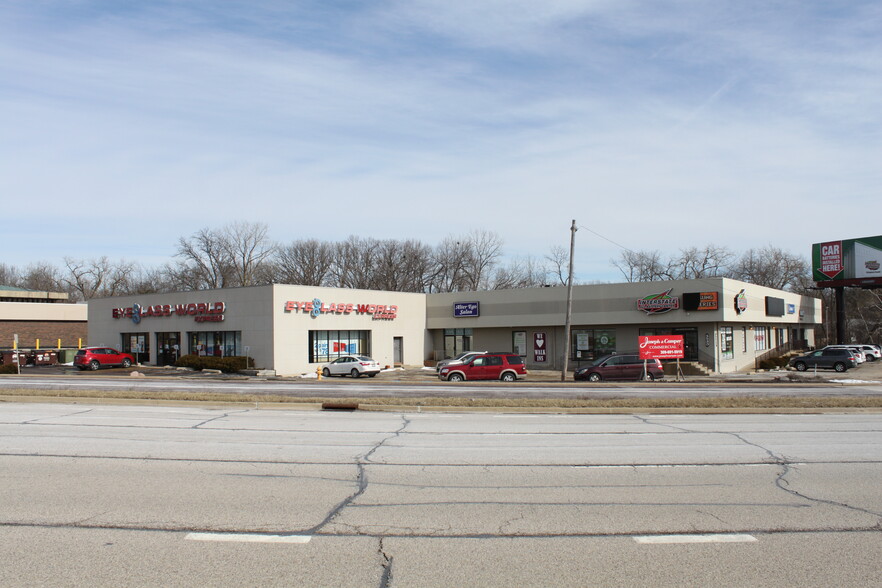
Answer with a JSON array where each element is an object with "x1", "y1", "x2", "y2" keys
[{"x1": 156, "y1": 332, "x2": 181, "y2": 366}]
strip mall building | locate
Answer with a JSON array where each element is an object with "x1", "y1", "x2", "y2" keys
[{"x1": 86, "y1": 278, "x2": 821, "y2": 375}]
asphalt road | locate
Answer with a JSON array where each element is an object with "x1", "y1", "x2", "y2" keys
[
  {"x1": 1, "y1": 404, "x2": 880, "y2": 587},
  {"x1": 2, "y1": 362, "x2": 882, "y2": 400}
]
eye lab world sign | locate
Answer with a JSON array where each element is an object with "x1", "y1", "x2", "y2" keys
[
  {"x1": 284, "y1": 298, "x2": 398, "y2": 320},
  {"x1": 112, "y1": 302, "x2": 226, "y2": 323}
]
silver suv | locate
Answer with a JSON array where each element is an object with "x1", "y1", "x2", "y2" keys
[{"x1": 436, "y1": 351, "x2": 488, "y2": 373}]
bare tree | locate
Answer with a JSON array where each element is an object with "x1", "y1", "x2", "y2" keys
[
  {"x1": 369, "y1": 239, "x2": 435, "y2": 292},
  {"x1": 545, "y1": 245, "x2": 569, "y2": 286},
  {"x1": 126, "y1": 266, "x2": 176, "y2": 295},
  {"x1": 271, "y1": 239, "x2": 335, "y2": 286},
  {"x1": 729, "y1": 245, "x2": 809, "y2": 291},
  {"x1": 669, "y1": 245, "x2": 735, "y2": 279},
  {"x1": 490, "y1": 255, "x2": 549, "y2": 290},
  {"x1": 429, "y1": 236, "x2": 472, "y2": 292},
  {"x1": 0, "y1": 263, "x2": 22, "y2": 287},
  {"x1": 174, "y1": 222, "x2": 275, "y2": 289},
  {"x1": 221, "y1": 221, "x2": 276, "y2": 287},
  {"x1": 329, "y1": 236, "x2": 379, "y2": 289},
  {"x1": 21, "y1": 262, "x2": 64, "y2": 292},
  {"x1": 611, "y1": 249, "x2": 668, "y2": 282},
  {"x1": 461, "y1": 230, "x2": 504, "y2": 290},
  {"x1": 62, "y1": 257, "x2": 138, "y2": 301},
  {"x1": 175, "y1": 227, "x2": 233, "y2": 289}
]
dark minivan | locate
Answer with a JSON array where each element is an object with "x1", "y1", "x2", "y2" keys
[{"x1": 574, "y1": 353, "x2": 664, "y2": 382}]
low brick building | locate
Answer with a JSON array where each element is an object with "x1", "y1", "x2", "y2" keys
[{"x1": 0, "y1": 287, "x2": 88, "y2": 351}]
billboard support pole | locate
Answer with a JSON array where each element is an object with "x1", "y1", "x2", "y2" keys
[{"x1": 835, "y1": 286, "x2": 846, "y2": 344}]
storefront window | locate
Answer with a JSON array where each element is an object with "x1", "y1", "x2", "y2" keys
[
  {"x1": 755, "y1": 326, "x2": 768, "y2": 351},
  {"x1": 720, "y1": 326, "x2": 734, "y2": 360},
  {"x1": 310, "y1": 330, "x2": 371, "y2": 363},
  {"x1": 570, "y1": 329, "x2": 616, "y2": 360},
  {"x1": 188, "y1": 331, "x2": 241, "y2": 357},
  {"x1": 120, "y1": 333, "x2": 149, "y2": 363},
  {"x1": 512, "y1": 331, "x2": 526, "y2": 356},
  {"x1": 443, "y1": 328, "x2": 472, "y2": 359}
]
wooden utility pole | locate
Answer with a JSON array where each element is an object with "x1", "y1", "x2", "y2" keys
[{"x1": 561, "y1": 220, "x2": 577, "y2": 381}]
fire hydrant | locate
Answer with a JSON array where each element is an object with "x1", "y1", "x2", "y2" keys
[{"x1": 316, "y1": 366, "x2": 322, "y2": 380}]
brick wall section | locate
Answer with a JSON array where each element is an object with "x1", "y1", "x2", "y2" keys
[{"x1": 0, "y1": 321, "x2": 88, "y2": 349}]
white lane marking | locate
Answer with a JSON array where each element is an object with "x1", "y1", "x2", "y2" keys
[
  {"x1": 634, "y1": 534, "x2": 756, "y2": 544},
  {"x1": 186, "y1": 533, "x2": 311, "y2": 544}
]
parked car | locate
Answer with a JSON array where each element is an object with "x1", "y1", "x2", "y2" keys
[
  {"x1": 73, "y1": 347, "x2": 135, "y2": 371},
  {"x1": 788, "y1": 348, "x2": 856, "y2": 372},
  {"x1": 321, "y1": 355, "x2": 381, "y2": 378},
  {"x1": 822, "y1": 345, "x2": 865, "y2": 363},
  {"x1": 574, "y1": 354, "x2": 664, "y2": 382},
  {"x1": 439, "y1": 352, "x2": 526, "y2": 382},
  {"x1": 435, "y1": 350, "x2": 488, "y2": 373},
  {"x1": 857, "y1": 345, "x2": 880, "y2": 361}
]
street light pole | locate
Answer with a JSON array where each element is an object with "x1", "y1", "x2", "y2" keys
[{"x1": 561, "y1": 219, "x2": 577, "y2": 381}]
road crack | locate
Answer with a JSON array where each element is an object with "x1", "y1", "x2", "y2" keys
[
  {"x1": 307, "y1": 416, "x2": 411, "y2": 534},
  {"x1": 378, "y1": 537, "x2": 393, "y2": 588}
]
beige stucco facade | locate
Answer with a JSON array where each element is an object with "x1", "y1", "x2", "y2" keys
[
  {"x1": 85, "y1": 278, "x2": 821, "y2": 375},
  {"x1": 87, "y1": 285, "x2": 428, "y2": 376},
  {"x1": 426, "y1": 278, "x2": 822, "y2": 373}
]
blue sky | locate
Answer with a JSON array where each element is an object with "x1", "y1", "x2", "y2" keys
[{"x1": 2, "y1": 1, "x2": 880, "y2": 282}]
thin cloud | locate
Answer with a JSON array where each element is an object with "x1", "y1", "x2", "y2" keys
[{"x1": 0, "y1": 1, "x2": 879, "y2": 281}]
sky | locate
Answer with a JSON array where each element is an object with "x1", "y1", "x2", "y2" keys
[{"x1": 1, "y1": 1, "x2": 880, "y2": 283}]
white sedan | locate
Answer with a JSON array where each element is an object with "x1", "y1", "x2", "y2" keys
[{"x1": 321, "y1": 355, "x2": 382, "y2": 378}]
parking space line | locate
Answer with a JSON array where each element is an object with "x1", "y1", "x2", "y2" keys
[
  {"x1": 186, "y1": 533, "x2": 312, "y2": 544},
  {"x1": 634, "y1": 534, "x2": 756, "y2": 544}
]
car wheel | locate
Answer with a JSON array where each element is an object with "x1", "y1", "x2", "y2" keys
[
  {"x1": 322, "y1": 368, "x2": 331, "y2": 377},
  {"x1": 448, "y1": 373, "x2": 464, "y2": 382},
  {"x1": 794, "y1": 362, "x2": 807, "y2": 372},
  {"x1": 643, "y1": 372, "x2": 655, "y2": 381},
  {"x1": 76, "y1": 366, "x2": 86, "y2": 371},
  {"x1": 89, "y1": 360, "x2": 100, "y2": 371},
  {"x1": 500, "y1": 372, "x2": 516, "y2": 382},
  {"x1": 350, "y1": 368, "x2": 361, "y2": 378},
  {"x1": 122, "y1": 358, "x2": 132, "y2": 368},
  {"x1": 588, "y1": 372, "x2": 602, "y2": 382},
  {"x1": 368, "y1": 373, "x2": 377, "y2": 377},
  {"x1": 834, "y1": 362, "x2": 847, "y2": 372}
]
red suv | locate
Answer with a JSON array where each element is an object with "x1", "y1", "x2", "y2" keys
[
  {"x1": 438, "y1": 352, "x2": 526, "y2": 382},
  {"x1": 74, "y1": 347, "x2": 135, "y2": 371}
]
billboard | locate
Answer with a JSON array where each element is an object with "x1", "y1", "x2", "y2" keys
[
  {"x1": 813, "y1": 235, "x2": 882, "y2": 287},
  {"x1": 638, "y1": 335, "x2": 685, "y2": 360}
]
